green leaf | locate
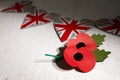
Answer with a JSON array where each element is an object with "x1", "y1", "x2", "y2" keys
[
  {"x1": 93, "y1": 49, "x2": 111, "y2": 62},
  {"x1": 92, "y1": 34, "x2": 105, "y2": 46}
]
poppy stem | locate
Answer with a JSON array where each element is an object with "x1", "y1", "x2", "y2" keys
[{"x1": 45, "y1": 54, "x2": 61, "y2": 59}]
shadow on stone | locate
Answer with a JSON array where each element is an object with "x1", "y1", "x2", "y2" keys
[
  {"x1": 55, "y1": 46, "x2": 84, "y2": 73},
  {"x1": 55, "y1": 47, "x2": 73, "y2": 70}
]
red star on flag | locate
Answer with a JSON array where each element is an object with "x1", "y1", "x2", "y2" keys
[
  {"x1": 96, "y1": 17, "x2": 120, "y2": 36},
  {"x1": 21, "y1": 9, "x2": 60, "y2": 29},
  {"x1": 54, "y1": 17, "x2": 92, "y2": 42},
  {"x1": 1, "y1": 1, "x2": 33, "y2": 12}
]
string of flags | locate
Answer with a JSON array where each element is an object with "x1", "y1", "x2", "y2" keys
[{"x1": 1, "y1": 0, "x2": 120, "y2": 42}]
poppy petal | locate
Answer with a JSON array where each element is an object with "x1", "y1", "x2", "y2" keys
[
  {"x1": 64, "y1": 46, "x2": 78, "y2": 67},
  {"x1": 76, "y1": 33, "x2": 97, "y2": 51},
  {"x1": 77, "y1": 48, "x2": 96, "y2": 72},
  {"x1": 66, "y1": 39, "x2": 77, "y2": 47}
]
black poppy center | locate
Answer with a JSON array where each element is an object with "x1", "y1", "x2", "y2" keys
[
  {"x1": 73, "y1": 52, "x2": 83, "y2": 61},
  {"x1": 76, "y1": 42, "x2": 86, "y2": 49}
]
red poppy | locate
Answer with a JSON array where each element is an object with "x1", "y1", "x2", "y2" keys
[
  {"x1": 66, "y1": 32, "x2": 97, "y2": 51},
  {"x1": 64, "y1": 47, "x2": 96, "y2": 72},
  {"x1": 64, "y1": 33, "x2": 97, "y2": 72}
]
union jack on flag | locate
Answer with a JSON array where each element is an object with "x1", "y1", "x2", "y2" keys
[
  {"x1": 21, "y1": 9, "x2": 60, "y2": 29},
  {"x1": 1, "y1": 0, "x2": 34, "y2": 12},
  {"x1": 53, "y1": 17, "x2": 93, "y2": 42},
  {"x1": 96, "y1": 16, "x2": 120, "y2": 36}
]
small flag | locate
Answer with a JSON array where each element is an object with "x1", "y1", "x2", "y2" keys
[
  {"x1": 96, "y1": 16, "x2": 120, "y2": 36},
  {"x1": 21, "y1": 9, "x2": 60, "y2": 29},
  {"x1": 1, "y1": 0, "x2": 34, "y2": 13},
  {"x1": 53, "y1": 17, "x2": 93, "y2": 42}
]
